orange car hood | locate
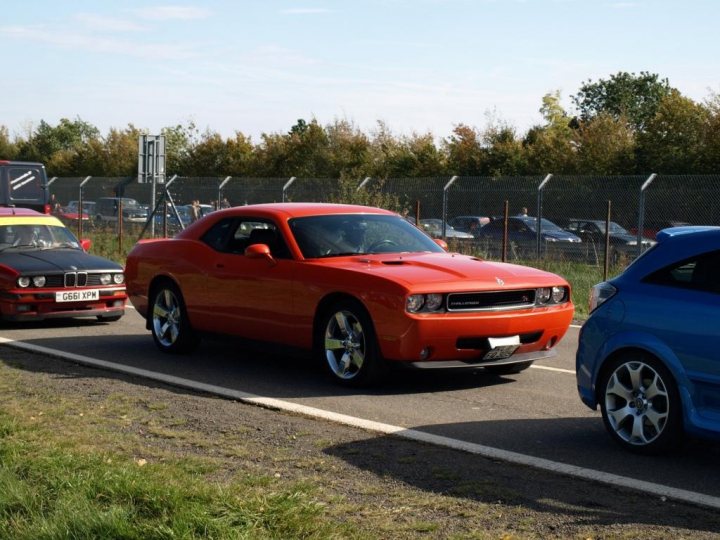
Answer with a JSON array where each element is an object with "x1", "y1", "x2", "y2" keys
[{"x1": 316, "y1": 253, "x2": 566, "y2": 292}]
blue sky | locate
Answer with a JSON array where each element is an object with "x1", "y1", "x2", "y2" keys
[{"x1": 1, "y1": 1, "x2": 718, "y2": 142}]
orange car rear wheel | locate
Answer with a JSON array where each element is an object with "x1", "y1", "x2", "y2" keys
[{"x1": 150, "y1": 282, "x2": 200, "y2": 354}]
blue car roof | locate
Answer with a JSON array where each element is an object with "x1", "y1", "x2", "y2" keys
[
  {"x1": 655, "y1": 225, "x2": 720, "y2": 242},
  {"x1": 619, "y1": 226, "x2": 720, "y2": 282}
]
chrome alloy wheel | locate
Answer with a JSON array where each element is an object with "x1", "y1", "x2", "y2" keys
[
  {"x1": 152, "y1": 288, "x2": 182, "y2": 348},
  {"x1": 324, "y1": 309, "x2": 366, "y2": 380},
  {"x1": 604, "y1": 360, "x2": 670, "y2": 447}
]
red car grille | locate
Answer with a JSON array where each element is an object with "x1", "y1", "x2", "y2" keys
[{"x1": 42, "y1": 273, "x2": 110, "y2": 288}]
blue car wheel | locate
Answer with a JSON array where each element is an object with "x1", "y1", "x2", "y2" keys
[{"x1": 599, "y1": 352, "x2": 683, "y2": 454}]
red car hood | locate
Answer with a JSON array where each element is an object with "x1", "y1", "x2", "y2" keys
[{"x1": 314, "y1": 252, "x2": 566, "y2": 292}]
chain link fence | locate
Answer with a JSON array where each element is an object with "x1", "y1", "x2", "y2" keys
[{"x1": 48, "y1": 174, "x2": 720, "y2": 265}]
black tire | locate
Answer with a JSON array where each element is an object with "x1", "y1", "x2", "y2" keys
[
  {"x1": 316, "y1": 299, "x2": 386, "y2": 387},
  {"x1": 484, "y1": 360, "x2": 534, "y2": 375},
  {"x1": 149, "y1": 282, "x2": 199, "y2": 353},
  {"x1": 599, "y1": 353, "x2": 683, "y2": 454}
]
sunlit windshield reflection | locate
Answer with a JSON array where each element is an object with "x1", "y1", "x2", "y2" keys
[
  {"x1": 0, "y1": 224, "x2": 81, "y2": 250},
  {"x1": 290, "y1": 214, "x2": 444, "y2": 258}
]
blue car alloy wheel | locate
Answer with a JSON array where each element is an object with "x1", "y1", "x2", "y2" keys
[{"x1": 599, "y1": 352, "x2": 683, "y2": 454}]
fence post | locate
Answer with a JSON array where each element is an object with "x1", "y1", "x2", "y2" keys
[
  {"x1": 604, "y1": 200, "x2": 612, "y2": 281},
  {"x1": 536, "y1": 174, "x2": 553, "y2": 259},
  {"x1": 442, "y1": 175, "x2": 458, "y2": 238},
  {"x1": 502, "y1": 200, "x2": 509, "y2": 262},
  {"x1": 78, "y1": 176, "x2": 92, "y2": 239},
  {"x1": 282, "y1": 177, "x2": 296, "y2": 202},
  {"x1": 356, "y1": 176, "x2": 372, "y2": 191},
  {"x1": 218, "y1": 176, "x2": 232, "y2": 209},
  {"x1": 638, "y1": 173, "x2": 657, "y2": 258}
]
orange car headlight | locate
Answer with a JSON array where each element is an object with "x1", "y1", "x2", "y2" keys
[
  {"x1": 406, "y1": 293, "x2": 444, "y2": 313},
  {"x1": 536, "y1": 286, "x2": 569, "y2": 305}
]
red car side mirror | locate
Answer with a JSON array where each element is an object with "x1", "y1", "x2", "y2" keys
[{"x1": 81, "y1": 239, "x2": 92, "y2": 252}]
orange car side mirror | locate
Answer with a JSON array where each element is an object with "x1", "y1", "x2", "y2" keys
[
  {"x1": 434, "y1": 239, "x2": 448, "y2": 251},
  {"x1": 245, "y1": 243, "x2": 277, "y2": 265}
]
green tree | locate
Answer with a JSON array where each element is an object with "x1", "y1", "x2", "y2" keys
[
  {"x1": 573, "y1": 113, "x2": 635, "y2": 174},
  {"x1": 524, "y1": 92, "x2": 577, "y2": 173},
  {"x1": 325, "y1": 119, "x2": 371, "y2": 178},
  {"x1": 254, "y1": 118, "x2": 332, "y2": 177},
  {"x1": 443, "y1": 124, "x2": 484, "y2": 175},
  {"x1": 368, "y1": 122, "x2": 445, "y2": 178},
  {"x1": 700, "y1": 92, "x2": 720, "y2": 172},
  {"x1": 184, "y1": 130, "x2": 229, "y2": 176},
  {"x1": 161, "y1": 121, "x2": 199, "y2": 174},
  {"x1": 101, "y1": 125, "x2": 144, "y2": 176},
  {"x1": 16, "y1": 117, "x2": 101, "y2": 173},
  {"x1": 482, "y1": 123, "x2": 527, "y2": 176},
  {"x1": 635, "y1": 90, "x2": 709, "y2": 173},
  {"x1": 224, "y1": 132, "x2": 256, "y2": 176},
  {"x1": 571, "y1": 71, "x2": 672, "y2": 132},
  {"x1": 0, "y1": 126, "x2": 18, "y2": 159}
]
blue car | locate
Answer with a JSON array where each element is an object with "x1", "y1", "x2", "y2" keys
[{"x1": 576, "y1": 226, "x2": 720, "y2": 453}]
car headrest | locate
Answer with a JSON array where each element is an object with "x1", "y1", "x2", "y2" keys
[{"x1": 248, "y1": 228, "x2": 276, "y2": 246}]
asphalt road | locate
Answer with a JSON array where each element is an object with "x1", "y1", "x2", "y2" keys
[{"x1": 1, "y1": 309, "x2": 719, "y2": 503}]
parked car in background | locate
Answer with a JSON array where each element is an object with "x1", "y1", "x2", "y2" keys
[
  {"x1": 477, "y1": 216, "x2": 581, "y2": 258},
  {"x1": 64, "y1": 200, "x2": 96, "y2": 216},
  {"x1": 480, "y1": 216, "x2": 581, "y2": 243},
  {"x1": 155, "y1": 203, "x2": 216, "y2": 231},
  {"x1": 419, "y1": 219, "x2": 474, "y2": 240},
  {"x1": 562, "y1": 219, "x2": 655, "y2": 263},
  {"x1": 125, "y1": 203, "x2": 574, "y2": 387},
  {"x1": 58, "y1": 200, "x2": 95, "y2": 227},
  {"x1": 577, "y1": 226, "x2": 720, "y2": 453},
  {"x1": 0, "y1": 207, "x2": 126, "y2": 322},
  {"x1": 629, "y1": 220, "x2": 694, "y2": 240},
  {"x1": 0, "y1": 161, "x2": 51, "y2": 214},
  {"x1": 94, "y1": 197, "x2": 148, "y2": 225},
  {"x1": 449, "y1": 215, "x2": 491, "y2": 237}
]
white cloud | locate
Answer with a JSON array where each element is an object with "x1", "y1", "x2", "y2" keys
[
  {"x1": 73, "y1": 13, "x2": 147, "y2": 32},
  {"x1": 607, "y1": 2, "x2": 638, "y2": 8},
  {"x1": 281, "y1": 8, "x2": 332, "y2": 15},
  {"x1": 132, "y1": 6, "x2": 212, "y2": 20},
  {"x1": 0, "y1": 25, "x2": 198, "y2": 60}
]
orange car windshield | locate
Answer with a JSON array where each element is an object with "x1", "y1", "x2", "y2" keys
[{"x1": 289, "y1": 214, "x2": 443, "y2": 258}]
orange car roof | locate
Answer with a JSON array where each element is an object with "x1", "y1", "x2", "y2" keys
[{"x1": 218, "y1": 202, "x2": 397, "y2": 219}]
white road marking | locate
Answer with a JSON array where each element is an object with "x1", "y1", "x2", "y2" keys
[
  {"x1": 531, "y1": 364, "x2": 575, "y2": 374},
  {"x1": 2, "y1": 336, "x2": 718, "y2": 511}
]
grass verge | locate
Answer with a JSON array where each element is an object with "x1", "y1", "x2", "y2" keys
[{"x1": 1, "y1": 348, "x2": 719, "y2": 539}]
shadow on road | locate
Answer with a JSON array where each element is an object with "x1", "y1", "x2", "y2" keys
[{"x1": 324, "y1": 421, "x2": 720, "y2": 534}]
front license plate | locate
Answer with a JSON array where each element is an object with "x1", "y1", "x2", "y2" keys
[
  {"x1": 483, "y1": 335, "x2": 521, "y2": 360},
  {"x1": 56, "y1": 289, "x2": 99, "y2": 303}
]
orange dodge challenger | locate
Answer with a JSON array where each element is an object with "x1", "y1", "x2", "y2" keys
[{"x1": 125, "y1": 203, "x2": 574, "y2": 386}]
